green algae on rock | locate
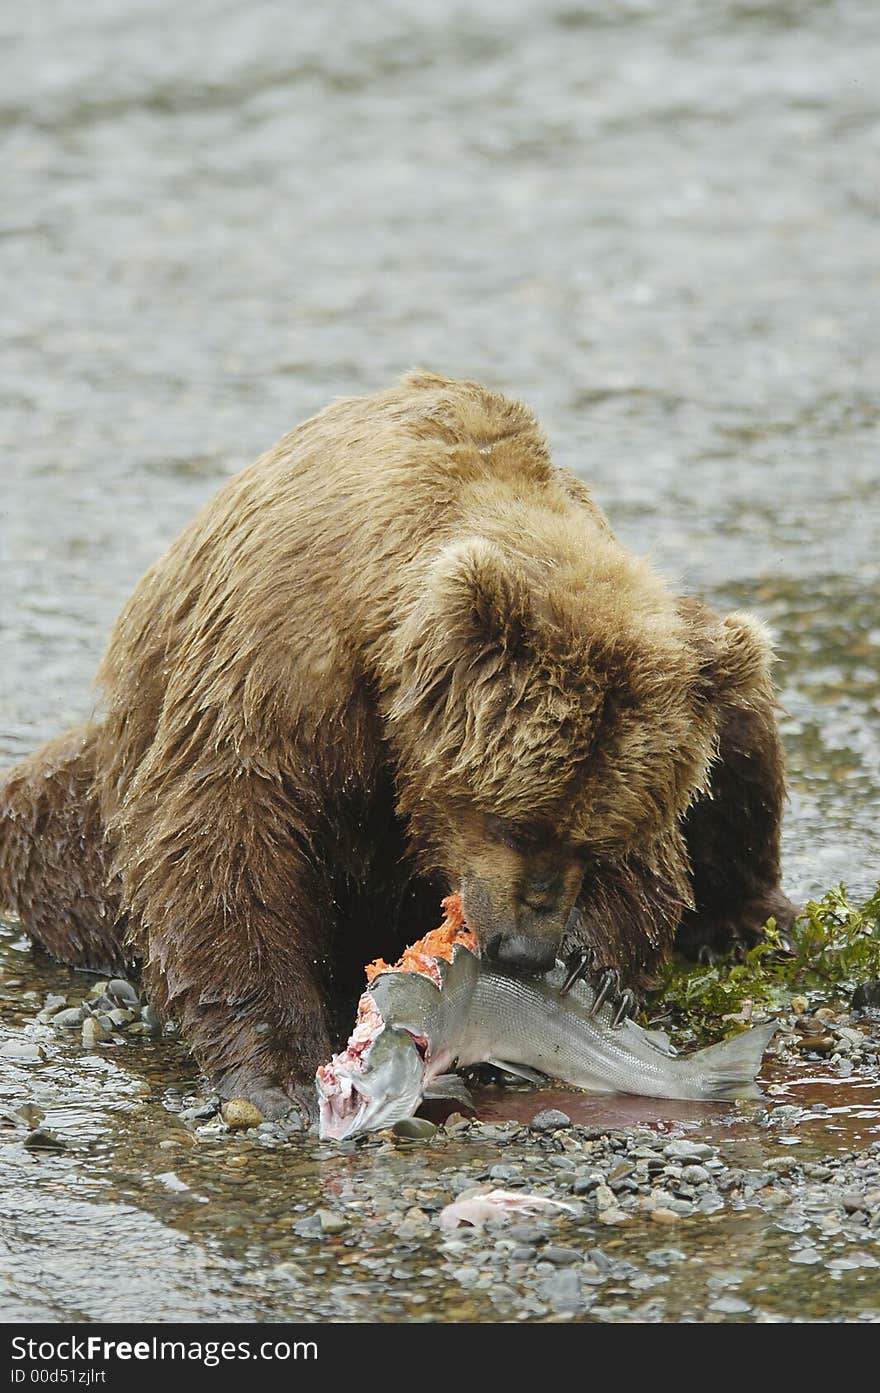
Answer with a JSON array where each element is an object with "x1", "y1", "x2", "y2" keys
[{"x1": 648, "y1": 882, "x2": 880, "y2": 1046}]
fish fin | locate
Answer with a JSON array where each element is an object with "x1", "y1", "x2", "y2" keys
[
  {"x1": 691, "y1": 1019, "x2": 778, "y2": 1099},
  {"x1": 485, "y1": 1059, "x2": 547, "y2": 1086},
  {"x1": 638, "y1": 1025, "x2": 677, "y2": 1057},
  {"x1": 424, "y1": 1074, "x2": 475, "y2": 1109}
]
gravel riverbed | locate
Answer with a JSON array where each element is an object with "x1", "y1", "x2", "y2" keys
[{"x1": 2, "y1": 938, "x2": 879, "y2": 1323}]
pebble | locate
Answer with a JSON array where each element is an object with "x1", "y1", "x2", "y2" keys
[
  {"x1": 40, "y1": 994, "x2": 67, "y2": 1017},
  {"x1": 392, "y1": 1118, "x2": 437, "y2": 1140},
  {"x1": 81, "y1": 1017, "x2": 110, "y2": 1048},
  {"x1": 222, "y1": 1099, "x2": 265, "y2": 1129},
  {"x1": 317, "y1": 1209, "x2": 348, "y2": 1234},
  {"x1": 107, "y1": 1008, "x2": 135, "y2": 1027},
  {"x1": 663, "y1": 1139, "x2": 714, "y2": 1161},
  {"x1": 646, "y1": 1248, "x2": 686, "y2": 1266},
  {"x1": 0, "y1": 1102, "x2": 45, "y2": 1129},
  {"x1": 680, "y1": 1164, "x2": 711, "y2": 1184},
  {"x1": 529, "y1": 1109, "x2": 571, "y2": 1132},
  {"x1": 571, "y1": 1170, "x2": 604, "y2": 1194},
  {"x1": 538, "y1": 1267, "x2": 585, "y2": 1313},
  {"x1": 709, "y1": 1296, "x2": 752, "y2": 1315},
  {"x1": 23, "y1": 1128, "x2": 65, "y2": 1150},
  {"x1": 650, "y1": 1208, "x2": 681, "y2": 1224},
  {"x1": 541, "y1": 1246, "x2": 581, "y2": 1266},
  {"x1": 156, "y1": 1171, "x2": 190, "y2": 1191}
]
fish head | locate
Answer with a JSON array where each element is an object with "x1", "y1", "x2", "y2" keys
[{"x1": 316, "y1": 1025, "x2": 427, "y2": 1141}]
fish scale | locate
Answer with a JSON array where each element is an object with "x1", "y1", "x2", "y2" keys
[{"x1": 458, "y1": 965, "x2": 777, "y2": 1101}]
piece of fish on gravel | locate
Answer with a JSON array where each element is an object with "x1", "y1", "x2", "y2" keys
[
  {"x1": 439, "y1": 1189, "x2": 577, "y2": 1231},
  {"x1": 316, "y1": 895, "x2": 778, "y2": 1140}
]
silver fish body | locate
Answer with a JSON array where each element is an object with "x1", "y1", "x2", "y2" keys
[
  {"x1": 457, "y1": 964, "x2": 777, "y2": 1102},
  {"x1": 316, "y1": 945, "x2": 776, "y2": 1139}
]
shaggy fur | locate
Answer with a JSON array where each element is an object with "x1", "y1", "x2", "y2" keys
[{"x1": 0, "y1": 373, "x2": 794, "y2": 1119}]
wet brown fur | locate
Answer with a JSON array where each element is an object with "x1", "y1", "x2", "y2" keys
[{"x1": 0, "y1": 373, "x2": 794, "y2": 1118}]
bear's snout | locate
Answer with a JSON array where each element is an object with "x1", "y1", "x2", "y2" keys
[{"x1": 489, "y1": 931, "x2": 558, "y2": 973}]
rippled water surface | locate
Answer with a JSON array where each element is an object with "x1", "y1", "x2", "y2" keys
[{"x1": 1, "y1": 0, "x2": 878, "y2": 1323}]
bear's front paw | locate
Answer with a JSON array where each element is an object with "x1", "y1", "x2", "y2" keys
[{"x1": 217, "y1": 1071, "x2": 318, "y2": 1129}]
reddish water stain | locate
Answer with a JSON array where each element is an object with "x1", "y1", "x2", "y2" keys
[{"x1": 441, "y1": 1056, "x2": 880, "y2": 1147}]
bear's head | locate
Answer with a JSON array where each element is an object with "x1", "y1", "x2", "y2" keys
[{"x1": 384, "y1": 537, "x2": 773, "y2": 972}]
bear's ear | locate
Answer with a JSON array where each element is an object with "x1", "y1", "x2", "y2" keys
[
  {"x1": 426, "y1": 538, "x2": 532, "y2": 652},
  {"x1": 685, "y1": 603, "x2": 775, "y2": 705}
]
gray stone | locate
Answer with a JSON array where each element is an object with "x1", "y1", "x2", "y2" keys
[
  {"x1": 23, "y1": 1128, "x2": 65, "y2": 1150},
  {"x1": 108, "y1": 978, "x2": 140, "y2": 1005},
  {"x1": 392, "y1": 1118, "x2": 437, "y2": 1140},
  {"x1": 529, "y1": 1109, "x2": 571, "y2": 1132},
  {"x1": 52, "y1": 1007, "x2": 86, "y2": 1029},
  {"x1": 538, "y1": 1267, "x2": 585, "y2": 1312},
  {"x1": 663, "y1": 1139, "x2": 714, "y2": 1161},
  {"x1": 709, "y1": 1296, "x2": 752, "y2": 1315},
  {"x1": 81, "y1": 1016, "x2": 110, "y2": 1048},
  {"x1": 541, "y1": 1246, "x2": 581, "y2": 1265},
  {"x1": 0, "y1": 1039, "x2": 44, "y2": 1062}
]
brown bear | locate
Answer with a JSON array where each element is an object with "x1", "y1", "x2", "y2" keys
[{"x1": 0, "y1": 373, "x2": 794, "y2": 1122}]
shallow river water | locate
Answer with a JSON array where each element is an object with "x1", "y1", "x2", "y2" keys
[{"x1": 1, "y1": 0, "x2": 879, "y2": 1323}]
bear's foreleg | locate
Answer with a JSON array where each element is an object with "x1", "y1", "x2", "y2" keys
[
  {"x1": 676, "y1": 697, "x2": 797, "y2": 958},
  {"x1": 117, "y1": 761, "x2": 334, "y2": 1124}
]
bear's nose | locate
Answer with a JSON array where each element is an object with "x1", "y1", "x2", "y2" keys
[{"x1": 492, "y1": 933, "x2": 557, "y2": 973}]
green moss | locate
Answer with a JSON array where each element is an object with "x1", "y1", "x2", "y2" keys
[{"x1": 645, "y1": 882, "x2": 880, "y2": 1046}]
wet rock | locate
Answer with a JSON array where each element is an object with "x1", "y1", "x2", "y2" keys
[
  {"x1": 0, "y1": 1102, "x2": 45, "y2": 1129},
  {"x1": 663, "y1": 1139, "x2": 714, "y2": 1161},
  {"x1": 541, "y1": 1246, "x2": 581, "y2": 1265},
  {"x1": 222, "y1": 1099, "x2": 265, "y2": 1129},
  {"x1": 529, "y1": 1109, "x2": 571, "y2": 1132},
  {"x1": 0, "y1": 1039, "x2": 44, "y2": 1062},
  {"x1": 488, "y1": 1164, "x2": 519, "y2": 1182},
  {"x1": 594, "y1": 1184, "x2": 616, "y2": 1210},
  {"x1": 852, "y1": 980, "x2": 880, "y2": 1011},
  {"x1": 23, "y1": 1128, "x2": 65, "y2": 1150},
  {"x1": 140, "y1": 1004, "x2": 162, "y2": 1034},
  {"x1": 316, "y1": 1209, "x2": 347, "y2": 1234},
  {"x1": 645, "y1": 1248, "x2": 686, "y2": 1266},
  {"x1": 507, "y1": 1224, "x2": 544, "y2": 1244},
  {"x1": 709, "y1": 1296, "x2": 752, "y2": 1315},
  {"x1": 799, "y1": 1035, "x2": 835, "y2": 1054},
  {"x1": 571, "y1": 1170, "x2": 604, "y2": 1194},
  {"x1": 392, "y1": 1118, "x2": 437, "y2": 1140},
  {"x1": 650, "y1": 1208, "x2": 680, "y2": 1224},
  {"x1": 538, "y1": 1267, "x2": 586, "y2": 1313},
  {"x1": 81, "y1": 1016, "x2": 110, "y2": 1048},
  {"x1": 292, "y1": 1214, "x2": 324, "y2": 1238},
  {"x1": 156, "y1": 1171, "x2": 189, "y2": 1191},
  {"x1": 106, "y1": 1008, "x2": 135, "y2": 1027},
  {"x1": 108, "y1": 978, "x2": 139, "y2": 1005},
  {"x1": 680, "y1": 1164, "x2": 711, "y2": 1184},
  {"x1": 39, "y1": 994, "x2": 67, "y2": 1017}
]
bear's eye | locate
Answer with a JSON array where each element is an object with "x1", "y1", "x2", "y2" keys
[{"x1": 487, "y1": 816, "x2": 540, "y2": 853}]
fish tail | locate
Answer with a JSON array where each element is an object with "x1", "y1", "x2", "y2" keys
[{"x1": 691, "y1": 1019, "x2": 778, "y2": 1099}]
